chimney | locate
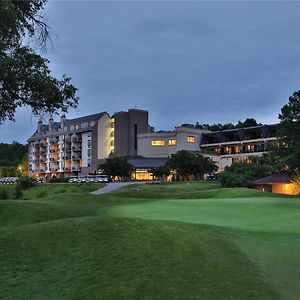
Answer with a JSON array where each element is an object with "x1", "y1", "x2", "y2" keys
[
  {"x1": 37, "y1": 120, "x2": 43, "y2": 134},
  {"x1": 49, "y1": 117, "x2": 54, "y2": 132},
  {"x1": 61, "y1": 115, "x2": 66, "y2": 130}
]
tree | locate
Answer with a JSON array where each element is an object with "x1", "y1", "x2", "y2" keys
[
  {"x1": 191, "y1": 153, "x2": 218, "y2": 180},
  {"x1": 0, "y1": 142, "x2": 27, "y2": 167},
  {"x1": 235, "y1": 118, "x2": 259, "y2": 128},
  {"x1": 100, "y1": 157, "x2": 134, "y2": 181},
  {"x1": 202, "y1": 118, "x2": 260, "y2": 131},
  {"x1": 166, "y1": 150, "x2": 218, "y2": 181},
  {"x1": 274, "y1": 90, "x2": 300, "y2": 174},
  {"x1": 149, "y1": 165, "x2": 171, "y2": 181},
  {"x1": 19, "y1": 153, "x2": 29, "y2": 176},
  {"x1": 218, "y1": 161, "x2": 275, "y2": 188},
  {"x1": 0, "y1": 166, "x2": 8, "y2": 177},
  {"x1": 0, "y1": 0, "x2": 78, "y2": 122}
]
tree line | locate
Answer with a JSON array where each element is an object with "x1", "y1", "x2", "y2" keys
[
  {"x1": 201, "y1": 118, "x2": 260, "y2": 131},
  {"x1": 0, "y1": 142, "x2": 28, "y2": 177}
]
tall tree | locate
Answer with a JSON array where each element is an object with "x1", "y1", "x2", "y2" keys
[
  {"x1": 166, "y1": 150, "x2": 217, "y2": 180},
  {"x1": 100, "y1": 157, "x2": 134, "y2": 181},
  {"x1": 0, "y1": 0, "x2": 78, "y2": 122},
  {"x1": 274, "y1": 90, "x2": 300, "y2": 174}
]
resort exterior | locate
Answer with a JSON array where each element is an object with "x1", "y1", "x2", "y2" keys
[
  {"x1": 28, "y1": 108, "x2": 279, "y2": 181},
  {"x1": 28, "y1": 109, "x2": 151, "y2": 181}
]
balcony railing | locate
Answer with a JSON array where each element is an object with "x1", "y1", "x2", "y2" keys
[
  {"x1": 71, "y1": 167, "x2": 81, "y2": 172},
  {"x1": 72, "y1": 156, "x2": 82, "y2": 160}
]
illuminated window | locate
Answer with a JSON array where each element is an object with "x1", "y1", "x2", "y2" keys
[
  {"x1": 215, "y1": 147, "x2": 221, "y2": 155},
  {"x1": 187, "y1": 136, "x2": 195, "y2": 143},
  {"x1": 168, "y1": 139, "x2": 176, "y2": 146},
  {"x1": 151, "y1": 140, "x2": 165, "y2": 146},
  {"x1": 235, "y1": 146, "x2": 241, "y2": 154},
  {"x1": 225, "y1": 146, "x2": 232, "y2": 154}
]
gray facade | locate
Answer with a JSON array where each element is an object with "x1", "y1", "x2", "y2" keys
[{"x1": 113, "y1": 109, "x2": 150, "y2": 157}]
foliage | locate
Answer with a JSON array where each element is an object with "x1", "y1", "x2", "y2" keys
[
  {"x1": 219, "y1": 161, "x2": 275, "y2": 187},
  {"x1": 272, "y1": 90, "x2": 300, "y2": 174},
  {"x1": 0, "y1": 142, "x2": 27, "y2": 167},
  {"x1": 20, "y1": 153, "x2": 29, "y2": 176},
  {"x1": 149, "y1": 165, "x2": 170, "y2": 180},
  {"x1": 166, "y1": 150, "x2": 217, "y2": 180},
  {"x1": 0, "y1": 187, "x2": 9, "y2": 199},
  {"x1": 0, "y1": 0, "x2": 78, "y2": 122},
  {"x1": 17, "y1": 176, "x2": 36, "y2": 189},
  {"x1": 202, "y1": 118, "x2": 261, "y2": 131},
  {"x1": 14, "y1": 184, "x2": 23, "y2": 199},
  {"x1": 100, "y1": 157, "x2": 134, "y2": 180},
  {"x1": 49, "y1": 177, "x2": 69, "y2": 183}
]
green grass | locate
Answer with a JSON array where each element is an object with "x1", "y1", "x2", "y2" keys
[{"x1": 0, "y1": 182, "x2": 299, "y2": 299}]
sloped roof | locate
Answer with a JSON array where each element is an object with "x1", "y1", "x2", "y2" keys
[
  {"x1": 253, "y1": 173, "x2": 294, "y2": 184},
  {"x1": 66, "y1": 112, "x2": 106, "y2": 125},
  {"x1": 27, "y1": 112, "x2": 107, "y2": 141}
]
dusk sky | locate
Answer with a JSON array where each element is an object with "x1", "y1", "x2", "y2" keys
[{"x1": 1, "y1": 0, "x2": 300, "y2": 143}]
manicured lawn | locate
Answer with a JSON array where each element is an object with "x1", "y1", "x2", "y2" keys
[{"x1": 0, "y1": 182, "x2": 299, "y2": 299}]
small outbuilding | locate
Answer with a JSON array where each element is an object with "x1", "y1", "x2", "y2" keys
[{"x1": 252, "y1": 173, "x2": 299, "y2": 195}]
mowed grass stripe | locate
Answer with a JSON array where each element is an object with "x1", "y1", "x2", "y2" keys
[{"x1": 108, "y1": 197, "x2": 300, "y2": 233}]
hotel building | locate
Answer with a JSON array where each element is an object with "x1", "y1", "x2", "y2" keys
[
  {"x1": 200, "y1": 124, "x2": 277, "y2": 170},
  {"x1": 28, "y1": 109, "x2": 151, "y2": 180},
  {"x1": 28, "y1": 108, "x2": 278, "y2": 180}
]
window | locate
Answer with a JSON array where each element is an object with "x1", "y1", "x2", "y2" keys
[
  {"x1": 235, "y1": 146, "x2": 241, "y2": 154},
  {"x1": 187, "y1": 136, "x2": 195, "y2": 143},
  {"x1": 168, "y1": 139, "x2": 176, "y2": 146},
  {"x1": 151, "y1": 140, "x2": 165, "y2": 146}
]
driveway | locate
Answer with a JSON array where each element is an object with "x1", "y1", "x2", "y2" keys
[{"x1": 91, "y1": 181, "x2": 145, "y2": 195}]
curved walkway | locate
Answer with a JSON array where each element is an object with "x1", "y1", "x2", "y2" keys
[{"x1": 91, "y1": 181, "x2": 145, "y2": 195}]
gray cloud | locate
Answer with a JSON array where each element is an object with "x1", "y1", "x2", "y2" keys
[{"x1": 1, "y1": 1, "x2": 300, "y2": 142}]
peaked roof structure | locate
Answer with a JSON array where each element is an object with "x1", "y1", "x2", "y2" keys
[{"x1": 253, "y1": 173, "x2": 294, "y2": 184}]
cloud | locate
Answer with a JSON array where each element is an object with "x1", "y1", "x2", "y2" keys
[{"x1": 2, "y1": 1, "x2": 300, "y2": 142}]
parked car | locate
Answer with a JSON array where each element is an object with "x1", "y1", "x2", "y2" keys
[
  {"x1": 67, "y1": 175, "x2": 108, "y2": 184},
  {"x1": 0, "y1": 177, "x2": 18, "y2": 185}
]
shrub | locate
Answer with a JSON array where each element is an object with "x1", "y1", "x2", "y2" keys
[
  {"x1": 17, "y1": 176, "x2": 37, "y2": 189},
  {"x1": 219, "y1": 162, "x2": 274, "y2": 188},
  {"x1": 14, "y1": 185, "x2": 23, "y2": 199},
  {"x1": 49, "y1": 177, "x2": 69, "y2": 183},
  {"x1": 0, "y1": 187, "x2": 9, "y2": 200}
]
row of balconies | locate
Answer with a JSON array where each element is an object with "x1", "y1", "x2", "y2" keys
[{"x1": 31, "y1": 164, "x2": 82, "y2": 173}]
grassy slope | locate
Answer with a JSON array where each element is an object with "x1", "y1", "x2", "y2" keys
[
  {"x1": 0, "y1": 182, "x2": 298, "y2": 299},
  {"x1": 0, "y1": 217, "x2": 279, "y2": 300},
  {"x1": 109, "y1": 183, "x2": 300, "y2": 300}
]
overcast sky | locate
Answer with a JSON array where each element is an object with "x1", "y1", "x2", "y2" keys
[{"x1": 1, "y1": 0, "x2": 300, "y2": 143}]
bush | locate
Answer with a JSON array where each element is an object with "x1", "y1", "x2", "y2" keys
[
  {"x1": 14, "y1": 185, "x2": 23, "y2": 199},
  {"x1": 17, "y1": 176, "x2": 37, "y2": 189},
  {"x1": 49, "y1": 177, "x2": 69, "y2": 183},
  {"x1": 0, "y1": 187, "x2": 9, "y2": 200},
  {"x1": 219, "y1": 162, "x2": 274, "y2": 188}
]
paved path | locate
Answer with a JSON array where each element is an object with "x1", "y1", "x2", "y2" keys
[{"x1": 91, "y1": 182, "x2": 145, "y2": 195}]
